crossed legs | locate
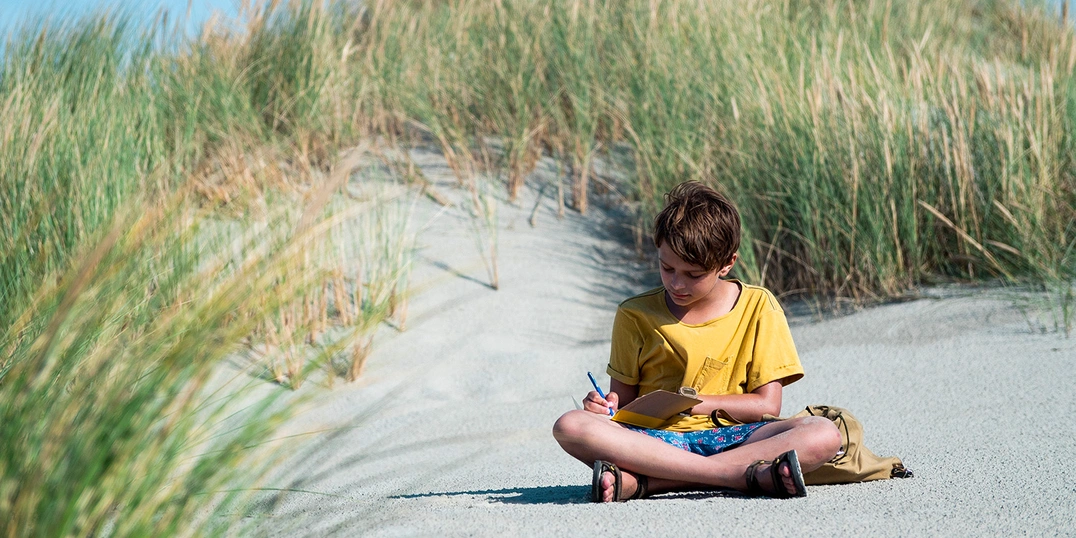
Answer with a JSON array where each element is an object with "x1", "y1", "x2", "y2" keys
[{"x1": 552, "y1": 410, "x2": 841, "y2": 501}]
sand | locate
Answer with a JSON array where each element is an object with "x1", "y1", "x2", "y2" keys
[{"x1": 246, "y1": 150, "x2": 1076, "y2": 537}]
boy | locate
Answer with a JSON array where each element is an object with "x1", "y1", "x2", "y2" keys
[{"x1": 552, "y1": 181, "x2": 841, "y2": 501}]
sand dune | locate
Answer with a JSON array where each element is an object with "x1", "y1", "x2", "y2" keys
[{"x1": 249, "y1": 151, "x2": 1076, "y2": 537}]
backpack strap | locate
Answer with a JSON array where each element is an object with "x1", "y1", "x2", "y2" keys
[{"x1": 709, "y1": 409, "x2": 745, "y2": 426}]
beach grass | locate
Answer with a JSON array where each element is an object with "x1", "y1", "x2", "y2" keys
[
  {"x1": 1, "y1": 194, "x2": 321, "y2": 535},
  {"x1": 0, "y1": 4, "x2": 412, "y2": 535},
  {"x1": 8, "y1": 2, "x2": 1068, "y2": 329},
  {"x1": 348, "y1": 0, "x2": 1075, "y2": 306}
]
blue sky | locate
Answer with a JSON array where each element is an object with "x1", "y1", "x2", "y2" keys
[
  {"x1": 0, "y1": 0, "x2": 239, "y2": 36},
  {"x1": 2, "y1": 0, "x2": 1072, "y2": 40}
]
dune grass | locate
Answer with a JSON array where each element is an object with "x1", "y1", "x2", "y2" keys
[
  {"x1": 346, "y1": 0, "x2": 1075, "y2": 307},
  {"x1": 0, "y1": 4, "x2": 412, "y2": 535},
  {"x1": 2, "y1": 197, "x2": 311, "y2": 535},
  {"x1": 161, "y1": 0, "x2": 1076, "y2": 306}
]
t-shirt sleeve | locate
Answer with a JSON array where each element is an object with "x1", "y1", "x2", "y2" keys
[
  {"x1": 746, "y1": 306, "x2": 804, "y2": 393},
  {"x1": 607, "y1": 307, "x2": 642, "y2": 386}
]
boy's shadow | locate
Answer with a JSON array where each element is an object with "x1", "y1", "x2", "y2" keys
[
  {"x1": 392, "y1": 485, "x2": 588, "y2": 505},
  {"x1": 391, "y1": 486, "x2": 745, "y2": 505}
]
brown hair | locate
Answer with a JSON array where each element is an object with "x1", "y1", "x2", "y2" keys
[{"x1": 652, "y1": 181, "x2": 741, "y2": 271}]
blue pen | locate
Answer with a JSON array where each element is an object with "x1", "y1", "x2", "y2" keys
[{"x1": 587, "y1": 371, "x2": 615, "y2": 416}]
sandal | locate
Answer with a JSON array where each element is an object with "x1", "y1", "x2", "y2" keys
[
  {"x1": 591, "y1": 460, "x2": 649, "y2": 502},
  {"x1": 745, "y1": 449, "x2": 807, "y2": 498}
]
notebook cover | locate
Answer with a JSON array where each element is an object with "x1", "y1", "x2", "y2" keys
[{"x1": 611, "y1": 390, "x2": 702, "y2": 429}]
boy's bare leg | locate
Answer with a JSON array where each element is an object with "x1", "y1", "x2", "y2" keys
[{"x1": 552, "y1": 411, "x2": 841, "y2": 501}]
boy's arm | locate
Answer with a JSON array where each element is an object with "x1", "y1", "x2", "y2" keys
[
  {"x1": 688, "y1": 380, "x2": 784, "y2": 423},
  {"x1": 609, "y1": 378, "x2": 638, "y2": 409}
]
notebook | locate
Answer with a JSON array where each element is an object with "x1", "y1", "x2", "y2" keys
[{"x1": 611, "y1": 390, "x2": 703, "y2": 429}]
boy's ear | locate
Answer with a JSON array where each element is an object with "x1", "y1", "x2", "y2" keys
[{"x1": 717, "y1": 253, "x2": 739, "y2": 277}]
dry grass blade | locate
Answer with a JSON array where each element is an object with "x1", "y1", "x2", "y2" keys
[{"x1": 918, "y1": 199, "x2": 1013, "y2": 279}]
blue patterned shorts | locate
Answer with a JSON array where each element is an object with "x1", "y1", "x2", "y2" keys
[{"x1": 626, "y1": 422, "x2": 767, "y2": 456}]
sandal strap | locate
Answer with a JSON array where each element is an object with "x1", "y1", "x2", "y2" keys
[
  {"x1": 628, "y1": 474, "x2": 649, "y2": 500},
  {"x1": 593, "y1": 461, "x2": 650, "y2": 501},
  {"x1": 745, "y1": 456, "x2": 796, "y2": 498},
  {"x1": 745, "y1": 460, "x2": 767, "y2": 496},
  {"x1": 592, "y1": 461, "x2": 622, "y2": 503},
  {"x1": 608, "y1": 463, "x2": 622, "y2": 501}
]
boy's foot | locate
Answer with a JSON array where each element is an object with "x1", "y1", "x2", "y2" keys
[
  {"x1": 745, "y1": 449, "x2": 807, "y2": 498},
  {"x1": 592, "y1": 460, "x2": 649, "y2": 502}
]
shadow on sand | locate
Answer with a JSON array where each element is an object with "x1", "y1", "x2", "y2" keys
[
  {"x1": 391, "y1": 485, "x2": 589, "y2": 505},
  {"x1": 390, "y1": 485, "x2": 748, "y2": 505}
]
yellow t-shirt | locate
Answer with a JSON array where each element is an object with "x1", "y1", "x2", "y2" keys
[{"x1": 606, "y1": 281, "x2": 803, "y2": 432}]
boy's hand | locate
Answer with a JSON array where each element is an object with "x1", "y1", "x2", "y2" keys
[{"x1": 583, "y1": 391, "x2": 618, "y2": 415}]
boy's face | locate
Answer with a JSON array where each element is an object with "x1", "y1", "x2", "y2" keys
[{"x1": 657, "y1": 242, "x2": 737, "y2": 309}]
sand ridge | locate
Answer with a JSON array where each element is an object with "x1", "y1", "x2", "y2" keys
[{"x1": 249, "y1": 151, "x2": 1076, "y2": 537}]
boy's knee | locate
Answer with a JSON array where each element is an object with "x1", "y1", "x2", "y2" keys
[
  {"x1": 551, "y1": 410, "x2": 589, "y2": 443},
  {"x1": 803, "y1": 416, "x2": 843, "y2": 460}
]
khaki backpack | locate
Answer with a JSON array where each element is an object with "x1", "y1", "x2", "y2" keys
[{"x1": 715, "y1": 404, "x2": 913, "y2": 484}]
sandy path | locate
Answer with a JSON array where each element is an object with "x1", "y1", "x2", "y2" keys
[{"x1": 248, "y1": 152, "x2": 1076, "y2": 537}]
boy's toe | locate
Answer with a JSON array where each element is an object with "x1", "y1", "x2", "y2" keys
[
  {"x1": 746, "y1": 457, "x2": 804, "y2": 498},
  {"x1": 779, "y1": 463, "x2": 797, "y2": 495},
  {"x1": 599, "y1": 469, "x2": 640, "y2": 502},
  {"x1": 600, "y1": 471, "x2": 617, "y2": 502}
]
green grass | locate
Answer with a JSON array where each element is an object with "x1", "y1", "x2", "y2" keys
[
  {"x1": 1, "y1": 199, "x2": 311, "y2": 535},
  {"x1": 348, "y1": 0, "x2": 1075, "y2": 304},
  {"x1": 0, "y1": 4, "x2": 413, "y2": 535}
]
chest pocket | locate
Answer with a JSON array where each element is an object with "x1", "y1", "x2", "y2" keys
[{"x1": 688, "y1": 356, "x2": 733, "y2": 393}]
